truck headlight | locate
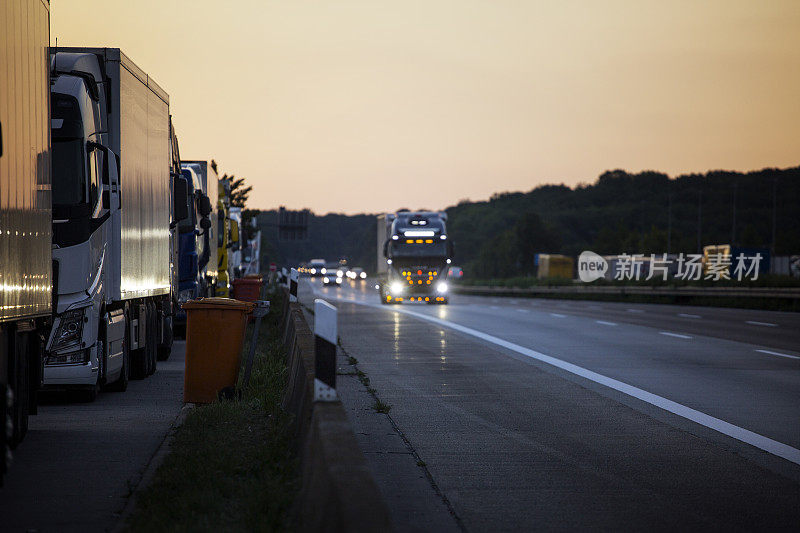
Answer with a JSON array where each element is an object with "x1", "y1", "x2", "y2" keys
[
  {"x1": 360, "y1": 272, "x2": 367, "y2": 279},
  {"x1": 336, "y1": 277, "x2": 343, "y2": 284},
  {"x1": 390, "y1": 281, "x2": 404, "y2": 294},
  {"x1": 310, "y1": 268, "x2": 316, "y2": 274},
  {"x1": 321, "y1": 268, "x2": 327, "y2": 274},
  {"x1": 51, "y1": 308, "x2": 86, "y2": 352},
  {"x1": 323, "y1": 276, "x2": 330, "y2": 283},
  {"x1": 337, "y1": 270, "x2": 344, "y2": 277},
  {"x1": 436, "y1": 282, "x2": 448, "y2": 293},
  {"x1": 178, "y1": 288, "x2": 195, "y2": 304},
  {"x1": 47, "y1": 349, "x2": 88, "y2": 365}
]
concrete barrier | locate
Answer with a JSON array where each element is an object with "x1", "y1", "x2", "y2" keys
[{"x1": 279, "y1": 291, "x2": 393, "y2": 532}]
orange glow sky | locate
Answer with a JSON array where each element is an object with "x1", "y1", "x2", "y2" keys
[{"x1": 52, "y1": 0, "x2": 800, "y2": 214}]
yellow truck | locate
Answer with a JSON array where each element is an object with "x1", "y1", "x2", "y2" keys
[{"x1": 536, "y1": 254, "x2": 574, "y2": 279}]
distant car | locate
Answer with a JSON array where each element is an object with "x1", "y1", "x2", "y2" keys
[
  {"x1": 348, "y1": 267, "x2": 367, "y2": 280},
  {"x1": 308, "y1": 259, "x2": 326, "y2": 277},
  {"x1": 323, "y1": 271, "x2": 343, "y2": 287},
  {"x1": 447, "y1": 266, "x2": 463, "y2": 278}
]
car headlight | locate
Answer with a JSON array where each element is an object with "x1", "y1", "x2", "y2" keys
[
  {"x1": 323, "y1": 276, "x2": 330, "y2": 283},
  {"x1": 337, "y1": 270, "x2": 344, "y2": 277},
  {"x1": 360, "y1": 272, "x2": 367, "y2": 279},
  {"x1": 336, "y1": 277, "x2": 342, "y2": 284},
  {"x1": 310, "y1": 268, "x2": 316, "y2": 274},
  {"x1": 390, "y1": 281, "x2": 404, "y2": 294},
  {"x1": 436, "y1": 282, "x2": 448, "y2": 293},
  {"x1": 321, "y1": 268, "x2": 327, "y2": 274},
  {"x1": 51, "y1": 308, "x2": 86, "y2": 352},
  {"x1": 178, "y1": 288, "x2": 195, "y2": 304}
]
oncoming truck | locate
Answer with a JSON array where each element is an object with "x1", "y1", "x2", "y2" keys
[{"x1": 377, "y1": 211, "x2": 453, "y2": 304}]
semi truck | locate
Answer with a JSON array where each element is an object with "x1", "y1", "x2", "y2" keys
[
  {"x1": 174, "y1": 162, "x2": 215, "y2": 336},
  {"x1": 216, "y1": 178, "x2": 232, "y2": 297},
  {"x1": 377, "y1": 211, "x2": 453, "y2": 304},
  {"x1": 1, "y1": 0, "x2": 53, "y2": 479},
  {"x1": 46, "y1": 47, "x2": 185, "y2": 394},
  {"x1": 181, "y1": 160, "x2": 219, "y2": 297},
  {"x1": 229, "y1": 206, "x2": 243, "y2": 278}
]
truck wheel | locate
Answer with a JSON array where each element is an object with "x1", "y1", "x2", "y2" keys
[
  {"x1": 8, "y1": 332, "x2": 30, "y2": 449},
  {"x1": 157, "y1": 309, "x2": 173, "y2": 361}
]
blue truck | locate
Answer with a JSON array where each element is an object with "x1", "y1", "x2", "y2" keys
[{"x1": 174, "y1": 161, "x2": 217, "y2": 337}]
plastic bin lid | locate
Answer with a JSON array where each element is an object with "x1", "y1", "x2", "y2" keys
[
  {"x1": 181, "y1": 297, "x2": 256, "y2": 312},
  {"x1": 233, "y1": 278, "x2": 262, "y2": 285}
]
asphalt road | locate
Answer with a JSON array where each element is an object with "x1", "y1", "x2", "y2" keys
[
  {"x1": 305, "y1": 278, "x2": 800, "y2": 531},
  {"x1": 0, "y1": 342, "x2": 185, "y2": 532}
]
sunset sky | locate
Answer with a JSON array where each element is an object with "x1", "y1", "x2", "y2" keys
[{"x1": 52, "y1": 0, "x2": 800, "y2": 214}]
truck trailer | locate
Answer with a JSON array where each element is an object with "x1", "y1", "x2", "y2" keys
[
  {"x1": 377, "y1": 211, "x2": 453, "y2": 304},
  {"x1": 46, "y1": 47, "x2": 184, "y2": 393},
  {"x1": 1, "y1": 0, "x2": 52, "y2": 479}
]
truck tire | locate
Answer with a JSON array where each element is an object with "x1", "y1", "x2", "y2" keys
[{"x1": 157, "y1": 307, "x2": 173, "y2": 361}]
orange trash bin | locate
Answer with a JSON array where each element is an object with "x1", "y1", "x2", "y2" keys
[{"x1": 182, "y1": 297, "x2": 255, "y2": 403}]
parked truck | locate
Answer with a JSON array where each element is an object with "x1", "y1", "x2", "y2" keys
[
  {"x1": 173, "y1": 162, "x2": 215, "y2": 336},
  {"x1": 216, "y1": 178, "x2": 232, "y2": 297},
  {"x1": 46, "y1": 47, "x2": 185, "y2": 395},
  {"x1": 181, "y1": 160, "x2": 219, "y2": 297},
  {"x1": 377, "y1": 211, "x2": 453, "y2": 304},
  {"x1": 1, "y1": 0, "x2": 53, "y2": 479}
]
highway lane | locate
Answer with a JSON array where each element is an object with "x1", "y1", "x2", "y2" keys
[
  {"x1": 0, "y1": 343, "x2": 186, "y2": 531},
  {"x1": 304, "y1": 278, "x2": 800, "y2": 530}
]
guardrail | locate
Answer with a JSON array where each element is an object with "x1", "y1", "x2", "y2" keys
[
  {"x1": 280, "y1": 291, "x2": 394, "y2": 532},
  {"x1": 453, "y1": 284, "x2": 800, "y2": 299}
]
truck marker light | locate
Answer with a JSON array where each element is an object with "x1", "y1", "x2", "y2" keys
[
  {"x1": 425, "y1": 297, "x2": 430, "y2": 301},
  {"x1": 417, "y1": 270, "x2": 423, "y2": 275},
  {"x1": 440, "y1": 235, "x2": 447, "y2": 240},
  {"x1": 392, "y1": 235, "x2": 399, "y2": 240},
  {"x1": 425, "y1": 239, "x2": 433, "y2": 243}
]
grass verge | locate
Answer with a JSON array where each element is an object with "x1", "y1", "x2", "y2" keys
[{"x1": 126, "y1": 290, "x2": 298, "y2": 532}]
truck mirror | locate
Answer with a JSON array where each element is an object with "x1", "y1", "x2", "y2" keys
[
  {"x1": 200, "y1": 216, "x2": 211, "y2": 231},
  {"x1": 173, "y1": 176, "x2": 189, "y2": 222},
  {"x1": 197, "y1": 194, "x2": 212, "y2": 217},
  {"x1": 102, "y1": 188, "x2": 110, "y2": 210}
]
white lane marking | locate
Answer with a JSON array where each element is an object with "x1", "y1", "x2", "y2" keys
[
  {"x1": 627, "y1": 309, "x2": 644, "y2": 313},
  {"x1": 490, "y1": 305, "x2": 500, "y2": 310},
  {"x1": 596, "y1": 320, "x2": 617, "y2": 326},
  {"x1": 746, "y1": 321, "x2": 778, "y2": 327},
  {"x1": 755, "y1": 349, "x2": 800, "y2": 361},
  {"x1": 310, "y1": 286, "x2": 800, "y2": 464},
  {"x1": 517, "y1": 309, "x2": 530, "y2": 313},
  {"x1": 678, "y1": 313, "x2": 701, "y2": 319},
  {"x1": 660, "y1": 331, "x2": 692, "y2": 339},
  {"x1": 380, "y1": 305, "x2": 800, "y2": 466},
  {"x1": 550, "y1": 313, "x2": 566, "y2": 318}
]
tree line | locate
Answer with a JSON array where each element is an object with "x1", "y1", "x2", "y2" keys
[{"x1": 254, "y1": 166, "x2": 800, "y2": 278}]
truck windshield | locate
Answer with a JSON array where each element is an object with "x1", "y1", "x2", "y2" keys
[
  {"x1": 391, "y1": 240, "x2": 447, "y2": 258},
  {"x1": 52, "y1": 138, "x2": 86, "y2": 205}
]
